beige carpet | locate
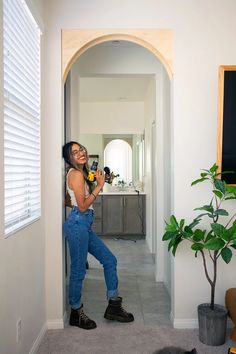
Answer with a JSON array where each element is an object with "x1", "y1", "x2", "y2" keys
[{"x1": 37, "y1": 324, "x2": 235, "y2": 354}]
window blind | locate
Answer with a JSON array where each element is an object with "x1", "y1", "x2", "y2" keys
[{"x1": 3, "y1": 0, "x2": 41, "y2": 236}]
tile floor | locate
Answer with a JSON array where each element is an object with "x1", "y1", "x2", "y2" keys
[{"x1": 66, "y1": 236, "x2": 171, "y2": 328}]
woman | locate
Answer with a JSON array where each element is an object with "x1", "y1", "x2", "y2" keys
[{"x1": 63, "y1": 141, "x2": 134, "y2": 330}]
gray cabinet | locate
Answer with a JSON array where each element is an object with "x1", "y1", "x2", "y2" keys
[
  {"x1": 123, "y1": 195, "x2": 145, "y2": 235},
  {"x1": 102, "y1": 195, "x2": 124, "y2": 235},
  {"x1": 92, "y1": 195, "x2": 102, "y2": 234},
  {"x1": 93, "y1": 194, "x2": 145, "y2": 236}
]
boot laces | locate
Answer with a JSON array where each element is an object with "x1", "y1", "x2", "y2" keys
[
  {"x1": 80, "y1": 309, "x2": 91, "y2": 322},
  {"x1": 119, "y1": 305, "x2": 129, "y2": 315}
]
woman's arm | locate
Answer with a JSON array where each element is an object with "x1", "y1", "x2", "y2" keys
[{"x1": 68, "y1": 169, "x2": 105, "y2": 212}]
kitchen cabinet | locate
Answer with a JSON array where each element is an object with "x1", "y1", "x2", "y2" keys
[{"x1": 93, "y1": 194, "x2": 145, "y2": 236}]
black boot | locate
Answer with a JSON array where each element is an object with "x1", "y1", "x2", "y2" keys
[
  {"x1": 104, "y1": 297, "x2": 134, "y2": 322},
  {"x1": 69, "y1": 305, "x2": 97, "y2": 330}
]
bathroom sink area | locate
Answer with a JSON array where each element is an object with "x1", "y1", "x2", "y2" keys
[
  {"x1": 92, "y1": 192, "x2": 146, "y2": 236},
  {"x1": 101, "y1": 184, "x2": 145, "y2": 194}
]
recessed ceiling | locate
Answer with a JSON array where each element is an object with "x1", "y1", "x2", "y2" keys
[{"x1": 79, "y1": 75, "x2": 153, "y2": 102}]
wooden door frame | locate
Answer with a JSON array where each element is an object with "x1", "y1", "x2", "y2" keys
[{"x1": 61, "y1": 29, "x2": 173, "y2": 82}]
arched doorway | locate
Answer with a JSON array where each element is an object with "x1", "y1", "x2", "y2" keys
[
  {"x1": 104, "y1": 139, "x2": 133, "y2": 183},
  {"x1": 61, "y1": 29, "x2": 173, "y2": 82},
  {"x1": 62, "y1": 30, "x2": 173, "y2": 318}
]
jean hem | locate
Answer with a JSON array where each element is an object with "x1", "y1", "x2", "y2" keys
[
  {"x1": 70, "y1": 302, "x2": 81, "y2": 310},
  {"x1": 107, "y1": 289, "x2": 119, "y2": 299}
]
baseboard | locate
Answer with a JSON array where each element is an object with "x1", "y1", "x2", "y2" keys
[
  {"x1": 29, "y1": 323, "x2": 47, "y2": 354},
  {"x1": 173, "y1": 318, "x2": 198, "y2": 329},
  {"x1": 47, "y1": 318, "x2": 64, "y2": 329},
  {"x1": 29, "y1": 314, "x2": 67, "y2": 353}
]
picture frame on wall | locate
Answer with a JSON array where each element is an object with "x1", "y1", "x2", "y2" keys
[{"x1": 217, "y1": 65, "x2": 236, "y2": 185}]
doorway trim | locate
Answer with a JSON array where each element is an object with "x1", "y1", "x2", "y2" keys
[{"x1": 61, "y1": 29, "x2": 173, "y2": 82}]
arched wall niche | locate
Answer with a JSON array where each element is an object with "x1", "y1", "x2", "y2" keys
[{"x1": 61, "y1": 29, "x2": 173, "y2": 81}]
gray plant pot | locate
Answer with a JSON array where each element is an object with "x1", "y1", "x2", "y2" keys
[{"x1": 198, "y1": 303, "x2": 228, "y2": 346}]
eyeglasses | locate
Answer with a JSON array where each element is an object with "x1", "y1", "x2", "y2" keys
[{"x1": 71, "y1": 146, "x2": 87, "y2": 157}]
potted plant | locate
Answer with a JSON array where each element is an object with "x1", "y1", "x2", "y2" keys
[{"x1": 162, "y1": 164, "x2": 236, "y2": 346}]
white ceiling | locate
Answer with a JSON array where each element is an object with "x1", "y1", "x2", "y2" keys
[{"x1": 79, "y1": 75, "x2": 153, "y2": 102}]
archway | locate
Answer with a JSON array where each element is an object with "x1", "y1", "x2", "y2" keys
[
  {"x1": 61, "y1": 29, "x2": 173, "y2": 82},
  {"x1": 104, "y1": 139, "x2": 133, "y2": 183},
  {"x1": 62, "y1": 30, "x2": 173, "y2": 315}
]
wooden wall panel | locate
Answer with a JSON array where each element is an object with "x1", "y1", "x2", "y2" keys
[{"x1": 61, "y1": 29, "x2": 173, "y2": 81}]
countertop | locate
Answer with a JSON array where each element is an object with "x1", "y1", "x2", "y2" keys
[{"x1": 100, "y1": 191, "x2": 146, "y2": 195}]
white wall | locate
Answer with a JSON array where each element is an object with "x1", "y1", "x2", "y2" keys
[
  {"x1": 65, "y1": 68, "x2": 80, "y2": 141},
  {"x1": 162, "y1": 67, "x2": 172, "y2": 295},
  {"x1": 80, "y1": 101, "x2": 145, "y2": 134},
  {"x1": 0, "y1": 1, "x2": 47, "y2": 353},
  {"x1": 78, "y1": 134, "x2": 104, "y2": 167},
  {"x1": 74, "y1": 42, "x2": 163, "y2": 75},
  {"x1": 143, "y1": 77, "x2": 156, "y2": 252},
  {"x1": 43, "y1": 4, "x2": 65, "y2": 331},
  {"x1": 43, "y1": 0, "x2": 236, "y2": 328}
]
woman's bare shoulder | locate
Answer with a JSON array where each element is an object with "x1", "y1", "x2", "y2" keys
[
  {"x1": 68, "y1": 169, "x2": 84, "y2": 185},
  {"x1": 68, "y1": 168, "x2": 83, "y2": 176}
]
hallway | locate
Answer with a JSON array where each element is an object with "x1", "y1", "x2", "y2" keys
[{"x1": 81, "y1": 237, "x2": 171, "y2": 327}]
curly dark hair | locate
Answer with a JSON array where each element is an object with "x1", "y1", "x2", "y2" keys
[{"x1": 62, "y1": 141, "x2": 94, "y2": 192}]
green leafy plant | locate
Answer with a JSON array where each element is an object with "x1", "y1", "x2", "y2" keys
[{"x1": 162, "y1": 164, "x2": 236, "y2": 310}]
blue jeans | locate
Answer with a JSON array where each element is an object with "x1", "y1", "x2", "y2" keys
[{"x1": 63, "y1": 206, "x2": 119, "y2": 309}]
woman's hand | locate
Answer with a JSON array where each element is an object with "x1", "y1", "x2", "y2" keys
[{"x1": 96, "y1": 169, "x2": 105, "y2": 189}]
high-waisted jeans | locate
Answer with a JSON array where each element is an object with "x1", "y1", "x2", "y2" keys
[{"x1": 63, "y1": 206, "x2": 118, "y2": 309}]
